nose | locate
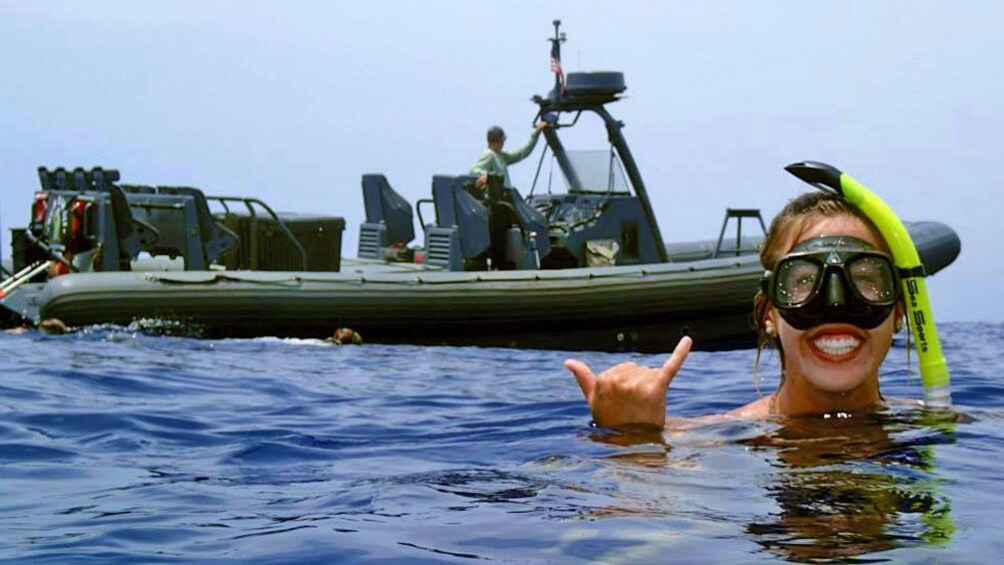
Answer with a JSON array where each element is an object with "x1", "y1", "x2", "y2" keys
[{"x1": 826, "y1": 270, "x2": 847, "y2": 309}]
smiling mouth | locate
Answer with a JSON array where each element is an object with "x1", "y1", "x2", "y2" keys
[{"x1": 812, "y1": 335, "x2": 862, "y2": 357}]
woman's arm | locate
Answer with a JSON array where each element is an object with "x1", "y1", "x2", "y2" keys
[{"x1": 564, "y1": 336, "x2": 692, "y2": 429}]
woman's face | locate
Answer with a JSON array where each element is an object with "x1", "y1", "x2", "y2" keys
[{"x1": 768, "y1": 215, "x2": 899, "y2": 396}]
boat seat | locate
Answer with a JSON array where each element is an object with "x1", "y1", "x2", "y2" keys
[
  {"x1": 32, "y1": 168, "x2": 236, "y2": 271},
  {"x1": 154, "y1": 186, "x2": 238, "y2": 266},
  {"x1": 506, "y1": 188, "x2": 551, "y2": 260},
  {"x1": 108, "y1": 185, "x2": 159, "y2": 270},
  {"x1": 358, "y1": 174, "x2": 415, "y2": 259},
  {"x1": 430, "y1": 174, "x2": 462, "y2": 228},
  {"x1": 425, "y1": 175, "x2": 551, "y2": 270},
  {"x1": 424, "y1": 227, "x2": 463, "y2": 270},
  {"x1": 37, "y1": 166, "x2": 122, "y2": 193},
  {"x1": 123, "y1": 192, "x2": 205, "y2": 268},
  {"x1": 35, "y1": 168, "x2": 157, "y2": 272},
  {"x1": 480, "y1": 175, "x2": 552, "y2": 269},
  {"x1": 49, "y1": 167, "x2": 75, "y2": 191},
  {"x1": 90, "y1": 167, "x2": 121, "y2": 191},
  {"x1": 425, "y1": 175, "x2": 489, "y2": 268}
]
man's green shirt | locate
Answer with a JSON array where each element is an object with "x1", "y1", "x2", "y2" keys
[{"x1": 470, "y1": 129, "x2": 542, "y2": 188}]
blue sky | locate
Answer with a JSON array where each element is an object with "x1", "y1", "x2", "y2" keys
[{"x1": 1, "y1": 1, "x2": 1001, "y2": 321}]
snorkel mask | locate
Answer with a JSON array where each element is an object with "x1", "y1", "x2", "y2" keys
[{"x1": 763, "y1": 235, "x2": 900, "y2": 330}]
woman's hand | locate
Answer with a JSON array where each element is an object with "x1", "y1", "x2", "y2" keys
[{"x1": 564, "y1": 336, "x2": 692, "y2": 429}]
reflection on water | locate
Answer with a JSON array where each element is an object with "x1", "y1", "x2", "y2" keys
[
  {"x1": 588, "y1": 406, "x2": 961, "y2": 562},
  {"x1": 746, "y1": 408, "x2": 960, "y2": 562}
]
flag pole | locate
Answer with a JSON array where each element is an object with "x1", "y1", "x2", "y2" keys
[{"x1": 549, "y1": 19, "x2": 565, "y2": 99}]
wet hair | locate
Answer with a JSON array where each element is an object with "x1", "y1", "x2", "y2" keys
[{"x1": 752, "y1": 192, "x2": 890, "y2": 380}]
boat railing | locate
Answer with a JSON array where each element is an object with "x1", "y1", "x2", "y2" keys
[
  {"x1": 713, "y1": 208, "x2": 766, "y2": 258},
  {"x1": 415, "y1": 198, "x2": 435, "y2": 231},
  {"x1": 207, "y1": 196, "x2": 308, "y2": 271}
]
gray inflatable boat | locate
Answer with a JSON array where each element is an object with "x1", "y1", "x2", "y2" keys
[{"x1": 0, "y1": 23, "x2": 961, "y2": 351}]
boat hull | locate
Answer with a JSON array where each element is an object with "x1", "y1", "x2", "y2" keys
[{"x1": 37, "y1": 256, "x2": 762, "y2": 352}]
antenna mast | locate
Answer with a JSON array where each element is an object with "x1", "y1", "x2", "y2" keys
[{"x1": 549, "y1": 20, "x2": 566, "y2": 98}]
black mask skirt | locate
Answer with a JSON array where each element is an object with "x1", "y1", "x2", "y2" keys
[{"x1": 762, "y1": 236, "x2": 901, "y2": 330}]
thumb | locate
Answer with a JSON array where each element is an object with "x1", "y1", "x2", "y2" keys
[
  {"x1": 564, "y1": 359, "x2": 596, "y2": 401},
  {"x1": 659, "y1": 335, "x2": 693, "y2": 388}
]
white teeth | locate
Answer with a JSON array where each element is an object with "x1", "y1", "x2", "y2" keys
[{"x1": 812, "y1": 335, "x2": 861, "y2": 356}]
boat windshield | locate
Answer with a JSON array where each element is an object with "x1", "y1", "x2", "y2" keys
[{"x1": 552, "y1": 149, "x2": 630, "y2": 194}]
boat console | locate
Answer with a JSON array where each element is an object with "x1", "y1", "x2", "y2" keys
[{"x1": 358, "y1": 22, "x2": 682, "y2": 272}]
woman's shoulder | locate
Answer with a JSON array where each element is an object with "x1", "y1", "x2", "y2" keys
[
  {"x1": 727, "y1": 394, "x2": 774, "y2": 418},
  {"x1": 665, "y1": 395, "x2": 774, "y2": 431}
]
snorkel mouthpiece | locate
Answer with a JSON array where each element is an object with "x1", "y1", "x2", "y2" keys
[
  {"x1": 785, "y1": 161, "x2": 952, "y2": 408},
  {"x1": 784, "y1": 161, "x2": 844, "y2": 195}
]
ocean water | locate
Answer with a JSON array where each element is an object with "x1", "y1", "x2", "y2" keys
[{"x1": 0, "y1": 322, "x2": 1002, "y2": 563}]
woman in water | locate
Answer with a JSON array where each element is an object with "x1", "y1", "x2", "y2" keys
[{"x1": 565, "y1": 191, "x2": 907, "y2": 427}]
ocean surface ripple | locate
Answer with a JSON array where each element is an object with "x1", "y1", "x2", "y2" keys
[{"x1": 0, "y1": 322, "x2": 1001, "y2": 563}]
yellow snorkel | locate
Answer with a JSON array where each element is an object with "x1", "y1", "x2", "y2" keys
[{"x1": 784, "y1": 161, "x2": 951, "y2": 408}]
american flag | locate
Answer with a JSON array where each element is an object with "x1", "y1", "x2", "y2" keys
[{"x1": 550, "y1": 38, "x2": 565, "y2": 94}]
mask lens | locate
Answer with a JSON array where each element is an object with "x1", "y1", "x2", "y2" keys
[
  {"x1": 775, "y1": 258, "x2": 821, "y2": 306},
  {"x1": 848, "y1": 255, "x2": 897, "y2": 304},
  {"x1": 768, "y1": 236, "x2": 900, "y2": 330}
]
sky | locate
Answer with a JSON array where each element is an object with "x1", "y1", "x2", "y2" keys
[{"x1": 1, "y1": 1, "x2": 1001, "y2": 322}]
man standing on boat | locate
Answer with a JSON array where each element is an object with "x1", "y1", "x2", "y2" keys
[
  {"x1": 470, "y1": 122, "x2": 548, "y2": 191},
  {"x1": 467, "y1": 122, "x2": 549, "y2": 270}
]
